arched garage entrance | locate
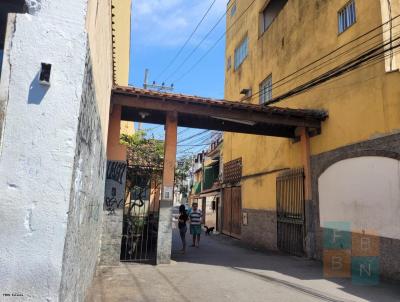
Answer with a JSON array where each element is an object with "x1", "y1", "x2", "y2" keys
[{"x1": 318, "y1": 156, "x2": 400, "y2": 239}]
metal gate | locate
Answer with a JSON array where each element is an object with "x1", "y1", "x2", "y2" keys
[
  {"x1": 120, "y1": 166, "x2": 162, "y2": 264},
  {"x1": 276, "y1": 168, "x2": 305, "y2": 256}
]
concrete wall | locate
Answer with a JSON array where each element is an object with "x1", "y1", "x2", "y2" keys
[
  {"x1": 59, "y1": 50, "x2": 106, "y2": 302},
  {"x1": 311, "y1": 133, "x2": 400, "y2": 280},
  {"x1": 0, "y1": 0, "x2": 114, "y2": 300},
  {"x1": 99, "y1": 159, "x2": 126, "y2": 266}
]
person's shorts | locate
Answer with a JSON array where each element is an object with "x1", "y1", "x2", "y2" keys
[{"x1": 190, "y1": 224, "x2": 202, "y2": 235}]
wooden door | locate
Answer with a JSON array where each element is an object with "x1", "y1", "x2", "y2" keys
[
  {"x1": 222, "y1": 188, "x2": 232, "y2": 235},
  {"x1": 222, "y1": 187, "x2": 242, "y2": 238},
  {"x1": 231, "y1": 186, "x2": 242, "y2": 238}
]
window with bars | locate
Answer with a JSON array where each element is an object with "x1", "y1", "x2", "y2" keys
[
  {"x1": 338, "y1": 0, "x2": 356, "y2": 34},
  {"x1": 259, "y1": 74, "x2": 272, "y2": 104},
  {"x1": 234, "y1": 36, "x2": 248, "y2": 70}
]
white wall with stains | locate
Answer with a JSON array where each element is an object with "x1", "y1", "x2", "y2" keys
[
  {"x1": 319, "y1": 156, "x2": 400, "y2": 239},
  {"x1": 0, "y1": 0, "x2": 110, "y2": 301}
]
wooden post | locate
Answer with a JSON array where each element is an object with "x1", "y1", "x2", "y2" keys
[
  {"x1": 299, "y1": 127, "x2": 314, "y2": 258},
  {"x1": 156, "y1": 111, "x2": 178, "y2": 264},
  {"x1": 299, "y1": 127, "x2": 312, "y2": 201}
]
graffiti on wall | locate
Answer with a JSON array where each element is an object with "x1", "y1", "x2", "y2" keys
[{"x1": 105, "y1": 160, "x2": 127, "y2": 214}]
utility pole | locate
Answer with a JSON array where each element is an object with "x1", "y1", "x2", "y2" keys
[{"x1": 143, "y1": 68, "x2": 174, "y2": 92}]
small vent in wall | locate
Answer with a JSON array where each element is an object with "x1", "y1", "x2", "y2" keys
[{"x1": 39, "y1": 63, "x2": 51, "y2": 86}]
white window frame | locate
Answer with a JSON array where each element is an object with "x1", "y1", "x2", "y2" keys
[
  {"x1": 234, "y1": 36, "x2": 248, "y2": 70},
  {"x1": 338, "y1": 0, "x2": 356, "y2": 34},
  {"x1": 259, "y1": 74, "x2": 272, "y2": 104},
  {"x1": 230, "y1": 1, "x2": 237, "y2": 17}
]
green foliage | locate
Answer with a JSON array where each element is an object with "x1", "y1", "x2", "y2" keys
[
  {"x1": 176, "y1": 156, "x2": 193, "y2": 195},
  {"x1": 121, "y1": 130, "x2": 164, "y2": 167},
  {"x1": 175, "y1": 156, "x2": 191, "y2": 183}
]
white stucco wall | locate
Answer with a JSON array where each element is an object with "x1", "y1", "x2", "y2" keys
[
  {"x1": 0, "y1": 0, "x2": 106, "y2": 301},
  {"x1": 319, "y1": 156, "x2": 400, "y2": 239}
]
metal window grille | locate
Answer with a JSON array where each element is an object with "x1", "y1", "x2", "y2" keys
[
  {"x1": 223, "y1": 158, "x2": 242, "y2": 184},
  {"x1": 259, "y1": 74, "x2": 272, "y2": 104},
  {"x1": 234, "y1": 36, "x2": 248, "y2": 70},
  {"x1": 338, "y1": 0, "x2": 356, "y2": 34}
]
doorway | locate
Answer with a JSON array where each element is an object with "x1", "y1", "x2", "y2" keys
[{"x1": 222, "y1": 186, "x2": 242, "y2": 239}]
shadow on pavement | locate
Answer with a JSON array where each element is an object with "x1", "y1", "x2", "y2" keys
[{"x1": 171, "y1": 224, "x2": 400, "y2": 302}]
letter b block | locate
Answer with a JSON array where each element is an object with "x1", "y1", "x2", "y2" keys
[{"x1": 323, "y1": 249, "x2": 351, "y2": 278}]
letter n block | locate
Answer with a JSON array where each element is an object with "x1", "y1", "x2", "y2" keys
[{"x1": 351, "y1": 256, "x2": 380, "y2": 285}]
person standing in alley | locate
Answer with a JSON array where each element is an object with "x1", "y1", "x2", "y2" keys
[
  {"x1": 178, "y1": 204, "x2": 189, "y2": 253},
  {"x1": 189, "y1": 202, "x2": 202, "y2": 247}
]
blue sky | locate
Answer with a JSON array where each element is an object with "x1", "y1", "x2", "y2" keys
[{"x1": 128, "y1": 0, "x2": 227, "y2": 158}]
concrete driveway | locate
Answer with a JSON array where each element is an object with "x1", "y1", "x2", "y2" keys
[{"x1": 85, "y1": 223, "x2": 400, "y2": 302}]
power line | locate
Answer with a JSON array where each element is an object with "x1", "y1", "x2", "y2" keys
[
  {"x1": 154, "y1": 0, "x2": 218, "y2": 81},
  {"x1": 178, "y1": 129, "x2": 210, "y2": 143},
  {"x1": 164, "y1": 6, "x2": 230, "y2": 83},
  {"x1": 247, "y1": 16, "x2": 400, "y2": 103},
  {"x1": 179, "y1": 132, "x2": 212, "y2": 146},
  {"x1": 178, "y1": 143, "x2": 210, "y2": 147},
  {"x1": 238, "y1": 16, "x2": 400, "y2": 105},
  {"x1": 172, "y1": 0, "x2": 256, "y2": 84},
  {"x1": 263, "y1": 35, "x2": 400, "y2": 106}
]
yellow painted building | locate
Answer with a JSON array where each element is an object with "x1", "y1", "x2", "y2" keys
[
  {"x1": 223, "y1": 0, "x2": 400, "y2": 280},
  {"x1": 112, "y1": 0, "x2": 135, "y2": 136}
]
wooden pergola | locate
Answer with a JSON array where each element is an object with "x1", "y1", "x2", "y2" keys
[
  {"x1": 111, "y1": 85, "x2": 328, "y2": 264},
  {"x1": 112, "y1": 86, "x2": 327, "y2": 138}
]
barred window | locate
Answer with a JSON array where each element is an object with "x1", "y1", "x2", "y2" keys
[
  {"x1": 338, "y1": 0, "x2": 356, "y2": 34},
  {"x1": 259, "y1": 74, "x2": 272, "y2": 104}
]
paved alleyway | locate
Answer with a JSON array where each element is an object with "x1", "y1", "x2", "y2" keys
[{"x1": 86, "y1": 223, "x2": 400, "y2": 302}]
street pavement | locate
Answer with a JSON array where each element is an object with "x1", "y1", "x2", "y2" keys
[{"x1": 86, "y1": 223, "x2": 400, "y2": 302}]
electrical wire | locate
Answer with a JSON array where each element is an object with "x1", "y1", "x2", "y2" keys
[
  {"x1": 154, "y1": 0, "x2": 218, "y2": 81},
  {"x1": 237, "y1": 17, "x2": 400, "y2": 105},
  {"x1": 178, "y1": 129, "x2": 210, "y2": 144},
  {"x1": 247, "y1": 16, "x2": 400, "y2": 103},
  {"x1": 172, "y1": 0, "x2": 256, "y2": 84},
  {"x1": 263, "y1": 35, "x2": 400, "y2": 106}
]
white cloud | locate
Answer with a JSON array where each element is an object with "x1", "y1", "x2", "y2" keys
[{"x1": 132, "y1": 0, "x2": 227, "y2": 48}]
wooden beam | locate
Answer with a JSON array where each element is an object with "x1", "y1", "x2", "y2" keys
[
  {"x1": 112, "y1": 93, "x2": 321, "y2": 129},
  {"x1": 120, "y1": 107, "x2": 296, "y2": 138}
]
